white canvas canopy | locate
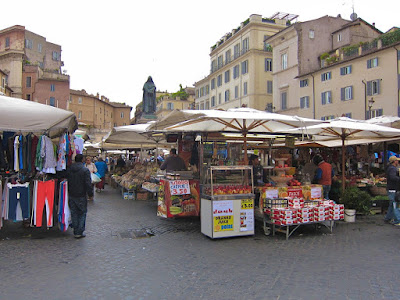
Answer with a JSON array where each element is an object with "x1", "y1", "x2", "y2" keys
[
  {"x1": 0, "y1": 95, "x2": 77, "y2": 137},
  {"x1": 103, "y1": 123, "x2": 157, "y2": 145}
]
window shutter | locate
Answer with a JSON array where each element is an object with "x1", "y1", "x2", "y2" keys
[
  {"x1": 328, "y1": 91, "x2": 332, "y2": 103},
  {"x1": 340, "y1": 68, "x2": 344, "y2": 75},
  {"x1": 367, "y1": 60, "x2": 371, "y2": 69},
  {"x1": 321, "y1": 74, "x2": 324, "y2": 81},
  {"x1": 376, "y1": 80, "x2": 380, "y2": 94},
  {"x1": 367, "y1": 81, "x2": 372, "y2": 96},
  {"x1": 306, "y1": 96, "x2": 310, "y2": 108},
  {"x1": 341, "y1": 88, "x2": 345, "y2": 101},
  {"x1": 321, "y1": 92, "x2": 326, "y2": 105},
  {"x1": 349, "y1": 86, "x2": 353, "y2": 99},
  {"x1": 349, "y1": 65, "x2": 352, "y2": 73},
  {"x1": 300, "y1": 97, "x2": 304, "y2": 108},
  {"x1": 378, "y1": 108, "x2": 383, "y2": 116}
]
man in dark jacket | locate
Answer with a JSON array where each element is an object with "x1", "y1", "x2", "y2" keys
[
  {"x1": 67, "y1": 154, "x2": 93, "y2": 238},
  {"x1": 160, "y1": 148, "x2": 186, "y2": 172},
  {"x1": 384, "y1": 155, "x2": 400, "y2": 225}
]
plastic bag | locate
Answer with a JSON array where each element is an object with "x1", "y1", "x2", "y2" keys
[{"x1": 91, "y1": 172, "x2": 101, "y2": 183}]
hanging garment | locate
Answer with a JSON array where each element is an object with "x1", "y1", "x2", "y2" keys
[
  {"x1": 0, "y1": 180, "x2": 3, "y2": 229},
  {"x1": 6, "y1": 182, "x2": 30, "y2": 221},
  {"x1": 31, "y1": 135, "x2": 38, "y2": 172},
  {"x1": 56, "y1": 133, "x2": 67, "y2": 171},
  {"x1": 34, "y1": 180, "x2": 55, "y2": 227},
  {"x1": 58, "y1": 180, "x2": 71, "y2": 232},
  {"x1": 74, "y1": 137, "x2": 84, "y2": 155},
  {"x1": 14, "y1": 135, "x2": 20, "y2": 172}
]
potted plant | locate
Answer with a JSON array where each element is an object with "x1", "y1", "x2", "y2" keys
[{"x1": 338, "y1": 187, "x2": 372, "y2": 222}]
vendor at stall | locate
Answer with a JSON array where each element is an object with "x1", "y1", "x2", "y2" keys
[
  {"x1": 160, "y1": 148, "x2": 186, "y2": 172},
  {"x1": 249, "y1": 154, "x2": 264, "y2": 186}
]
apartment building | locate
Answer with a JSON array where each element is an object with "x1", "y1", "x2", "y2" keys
[
  {"x1": 156, "y1": 87, "x2": 195, "y2": 119},
  {"x1": 266, "y1": 15, "x2": 397, "y2": 120},
  {"x1": 195, "y1": 13, "x2": 294, "y2": 111},
  {"x1": 0, "y1": 25, "x2": 69, "y2": 108},
  {"x1": 69, "y1": 89, "x2": 132, "y2": 130}
]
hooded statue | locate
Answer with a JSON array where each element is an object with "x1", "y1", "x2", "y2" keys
[{"x1": 142, "y1": 76, "x2": 156, "y2": 114}]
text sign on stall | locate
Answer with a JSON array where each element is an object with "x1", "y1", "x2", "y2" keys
[
  {"x1": 287, "y1": 188, "x2": 303, "y2": 199},
  {"x1": 169, "y1": 180, "x2": 190, "y2": 195}
]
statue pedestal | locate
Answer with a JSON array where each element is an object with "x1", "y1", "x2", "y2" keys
[{"x1": 137, "y1": 113, "x2": 157, "y2": 124}]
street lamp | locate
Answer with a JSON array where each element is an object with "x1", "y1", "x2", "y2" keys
[{"x1": 368, "y1": 97, "x2": 375, "y2": 119}]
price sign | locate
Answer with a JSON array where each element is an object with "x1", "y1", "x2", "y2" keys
[
  {"x1": 241, "y1": 199, "x2": 254, "y2": 209},
  {"x1": 287, "y1": 188, "x2": 303, "y2": 199},
  {"x1": 169, "y1": 180, "x2": 190, "y2": 195}
]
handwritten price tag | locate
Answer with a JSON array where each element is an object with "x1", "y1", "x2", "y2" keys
[
  {"x1": 169, "y1": 180, "x2": 190, "y2": 195},
  {"x1": 241, "y1": 199, "x2": 254, "y2": 209}
]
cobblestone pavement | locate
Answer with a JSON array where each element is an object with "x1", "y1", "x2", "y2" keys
[{"x1": 1, "y1": 185, "x2": 400, "y2": 300}]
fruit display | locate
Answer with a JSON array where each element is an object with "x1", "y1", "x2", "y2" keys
[
  {"x1": 287, "y1": 178, "x2": 301, "y2": 186},
  {"x1": 204, "y1": 185, "x2": 252, "y2": 196},
  {"x1": 112, "y1": 162, "x2": 159, "y2": 190},
  {"x1": 142, "y1": 182, "x2": 159, "y2": 193}
]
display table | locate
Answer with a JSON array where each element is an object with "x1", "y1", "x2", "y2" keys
[{"x1": 157, "y1": 179, "x2": 200, "y2": 218}]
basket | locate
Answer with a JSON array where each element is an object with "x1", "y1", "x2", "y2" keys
[{"x1": 369, "y1": 185, "x2": 387, "y2": 196}]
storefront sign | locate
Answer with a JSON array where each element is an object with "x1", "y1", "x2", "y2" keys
[
  {"x1": 241, "y1": 199, "x2": 254, "y2": 209},
  {"x1": 287, "y1": 187, "x2": 303, "y2": 199},
  {"x1": 264, "y1": 188, "x2": 279, "y2": 199},
  {"x1": 213, "y1": 200, "x2": 234, "y2": 232},
  {"x1": 169, "y1": 180, "x2": 190, "y2": 195},
  {"x1": 311, "y1": 186, "x2": 322, "y2": 199}
]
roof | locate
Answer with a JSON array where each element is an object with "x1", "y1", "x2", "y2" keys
[{"x1": 331, "y1": 17, "x2": 382, "y2": 35}]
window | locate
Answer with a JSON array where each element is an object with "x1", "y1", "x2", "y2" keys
[
  {"x1": 300, "y1": 96, "x2": 310, "y2": 109},
  {"x1": 78, "y1": 111, "x2": 82, "y2": 119},
  {"x1": 224, "y1": 70, "x2": 230, "y2": 83},
  {"x1": 344, "y1": 113, "x2": 352, "y2": 118},
  {"x1": 225, "y1": 49, "x2": 231, "y2": 64},
  {"x1": 200, "y1": 103, "x2": 204, "y2": 110},
  {"x1": 49, "y1": 97, "x2": 55, "y2": 107},
  {"x1": 25, "y1": 39, "x2": 33, "y2": 49},
  {"x1": 337, "y1": 33, "x2": 342, "y2": 42},
  {"x1": 300, "y1": 79, "x2": 308, "y2": 87},
  {"x1": 233, "y1": 65, "x2": 239, "y2": 79},
  {"x1": 341, "y1": 86, "x2": 353, "y2": 101},
  {"x1": 321, "y1": 115, "x2": 335, "y2": 121},
  {"x1": 38, "y1": 43, "x2": 42, "y2": 53},
  {"x1": 26, "y1": 77, "x2": 31, "y2": 88},
  {"x1": 235, "y1": 86, "x2": 239, "y2": 98},
  {"x1": 321, "y1": 72, "x2": 332, "y2": 81},
  {"x1": 211, "y1": 78, "x2": 215, "y2": 90},
  {"x1": 120, "y1": 112, "x2": 124, "y2": 118},
  {"x1": 211, "y1": 60, "x2": 217, "y2": 73},
  {"x1": 321, "y1": 91, "x2": 332, "y2": 105},
  {"x1": 367, "y1": 79, "x2": 381, "y2": 96},
  {"x1": 265, "y1": 58, "x2": 272, "y2": 72},
  {"x1": 242, "y1": 37, "x2": 249, "y2": 53},
  {"x1": 309, "y1": 30, "x2": 314, "y2": 39},
  {"x1": 114, "y1": 123, "x2": 117, "y2": 127},
  {"x1": 217, "y1": 55, "x2": 223, "y2": 68},
  {"x1": 241, "y1": 60, "x2": 248, "y2": 75},
  {"x1": 234, "y1": 43, "x2": 240, "y2": 59},
  {"x1": 217, "y1": 75, "x2": 222, "y2": 87},
  {"x1": 281, "y1": 53, "x2": 288, "y2": 70},
  {"x1": 167, "y1": 102, "x2": 174, "y2": 110},
  {"x1": 211, "y1": 96, "x2": 215, "y2": 107},
  {"x1": 340, "y1": 65, "x2": 352, "y2": 75},
  {"x1": 367, "y1": 57, "x2": 378, "y2": 69},
  {"x1": 243, "y1": 82, "x2": 248, "y2": 96},
  {"x1": 5, "y1": 37, "x2": 10, "y2": 48},
  {"x1": 26, "y1": 94, "x2": 31, "y2": 100},
  {"x1": 369, "y1": 108, "x2": 383, "y2": 119},
  {"x1": 267, "y1": 81, "x2": 273, "y2": 94},
  {"x1": 50, "y1": 84, "x2": 55, "y2": 92},
  {"x1": 205, "y1": 101, "x2": 210, "y2": 109},
  {"x1": 281, "y1": 92, "x2": 287, "y2": 110},
  {"x1": 218, "y1": 93, "x2": 222, "y2": 104},
  {"x1": 78, "y1": 97, "x2": 82, "y2": 104},
  {"x1": 52, "y1": 51, "x2": 60, "y2": 61},
  {"x1": 225, "y1": 90, "x2": 230, "y2": 102},
  {"x1": 205, "y1": 85, "x2": 209, "y2": 95}
]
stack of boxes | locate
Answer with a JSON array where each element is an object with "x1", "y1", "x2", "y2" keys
[{"x1": 265, "y1": 200, "x2": 344, "y2": 225}]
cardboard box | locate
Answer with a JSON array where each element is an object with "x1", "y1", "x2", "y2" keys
[{"x1": 136, "y1": 192, "x2": 151, "y2": 201}]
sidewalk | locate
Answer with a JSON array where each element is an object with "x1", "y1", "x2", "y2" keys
[{"x1": 1, "y1": 185, "x2": 400, "y2": 299}]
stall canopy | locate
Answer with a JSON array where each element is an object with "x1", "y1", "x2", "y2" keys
[
  {"x1": 163, "y1": 107, "x2": 321, "y2": 164},
  {"x1": 281, "y1": 117, "x2": 400, "y2": 191},
  {"x1": 0, "y1": 95, "x2": 78, "y2": 137},
  {"x1": 104, "y1": 123, "x2": 157, "y2": 145}
]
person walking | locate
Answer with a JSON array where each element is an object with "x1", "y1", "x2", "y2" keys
[
  {"x1": 85, "y1": 156, "x2": 97, "y2": 200},
  {"x1": 94, "y1": 157, "x2": 108, "y2": 192},
  {"x1": 384, "y1": 155, "x2": 400, "y2": 226},
  {"x1": 67, "y1": 154, "x2": 93, "y2": 238},
  {"x1": 312, "y1": 154, "x2": 334, "y2": 200}
]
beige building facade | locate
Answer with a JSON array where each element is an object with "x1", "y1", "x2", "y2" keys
[
  {"x1": 156, "y1": 87, "x2": 195, "y2": 119},
  {"x1": 69, "y1": 89, "x2": 132, "y2": 130},
  {"x1": 0, "y1": 69, "x2": 12, "y2": 96},
  {"x1": 266, "y1": 16, "x2": 394, "y2": 120},
  {"x1": 194, "y1": 14, "x2": 293, "y2": 111},
  {"x1": 0, "y1": 25, "x2": 69, "y2": 108}
]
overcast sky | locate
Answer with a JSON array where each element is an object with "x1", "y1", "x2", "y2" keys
[{"x1": 1, "y1": 0, "x2": 398, "y2": 116}]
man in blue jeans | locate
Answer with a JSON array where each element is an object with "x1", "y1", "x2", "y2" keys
[
  {"x1": 384, "y1": 155, "x2": 400, "y2": 226},
  {"x1": 67, "y1": 154, "x2": 93, "y2": 238}
]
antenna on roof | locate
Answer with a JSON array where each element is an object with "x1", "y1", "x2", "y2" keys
[{"x1": 350, "y1": 0, "x2": 357, "y2": 21}]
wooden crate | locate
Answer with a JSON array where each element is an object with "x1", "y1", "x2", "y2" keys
[{"x1": 136, "y1": 191, "x2": 151, "y2": 201}]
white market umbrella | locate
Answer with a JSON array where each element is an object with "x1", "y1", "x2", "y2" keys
[
  {"x1": 365, "y1": 115, "x2": 400, "y2": 128},
  {"x1": 281, "y1": 117, "x2": 400, "y2": 191},
  {"x1": 0, "y1": 94, "x2": 77, "y2": 137},
  {"x1": 147, "y1": 109, "x2": 210, "y2": 131},
  {"x1": 164, "y1": 107, "x2": 320, "y2": 164}
]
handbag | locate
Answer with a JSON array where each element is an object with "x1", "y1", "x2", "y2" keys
[{"x1": 91, "y1": 172, "x2": 101, "y2": 183}]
